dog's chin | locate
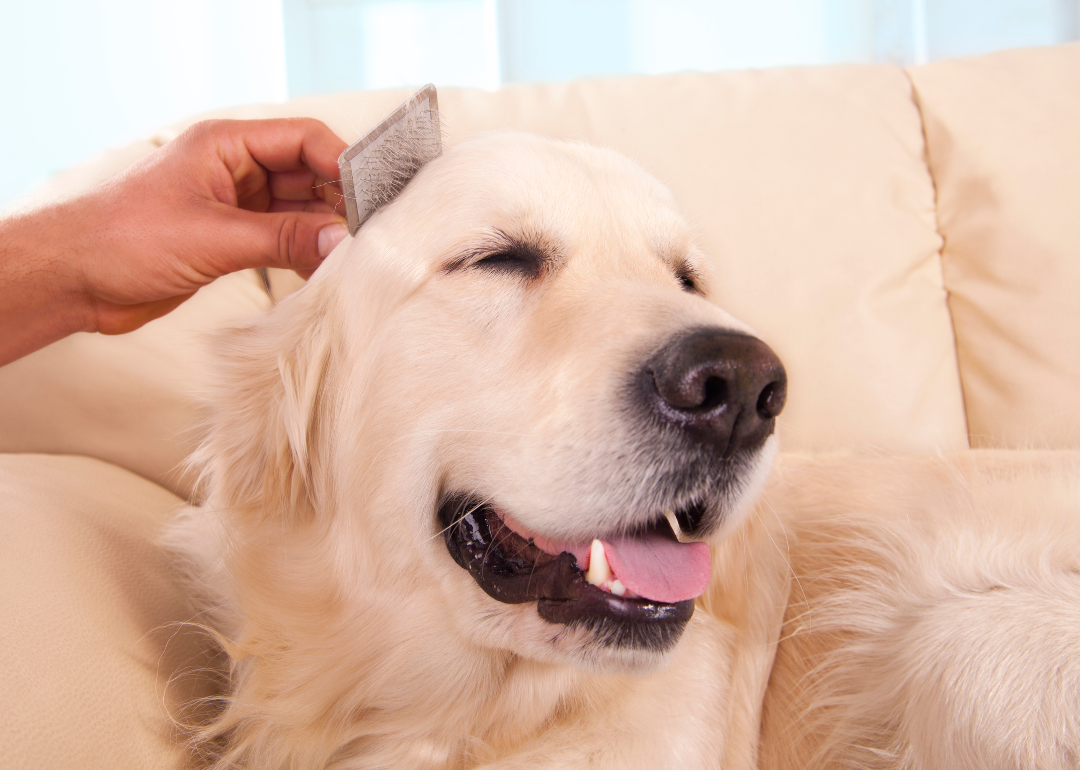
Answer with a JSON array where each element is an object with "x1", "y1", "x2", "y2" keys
[
  {"x1": 439, "y1": 494, "x2": 700, "y2": 659},
  {"x1": 496, "y1": 601, "x2": 686, "y2": 675}
]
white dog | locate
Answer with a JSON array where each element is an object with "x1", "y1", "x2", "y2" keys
[
  {"x1": 759, "y1": 451, "x2": 1080, "y2": 770},
  {"x1": 166, "y1": 131, "x2": 1080, "y2": 769}
]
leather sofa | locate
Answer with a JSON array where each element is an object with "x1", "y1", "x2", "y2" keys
[{"x1": 2, "y1": 42, "x2": 1077, "y2": 768}]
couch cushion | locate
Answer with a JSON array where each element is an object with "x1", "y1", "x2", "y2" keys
[
  {"x1": 909, "y1": 43, "x2": 1080, "y2": 448},
  {"x1": 0, "y1": 454, "x2": 215, "y2": 770},
  {"x1": 0, "y1": 271, "x2": 270, "y2": 499},
  {"x1": 0, "y1": 65, "x2": 969, "y2": 485}
]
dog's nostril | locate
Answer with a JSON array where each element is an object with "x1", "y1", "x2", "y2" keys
[
  {"x1": 700, "y1": 376, "x2": 728, "y2": 411},
  {"x1": 641, "y1": 327, "x2": 787, "y2": 455},
  {"x1": 756, "y1": 380, "x2": 786, "y2": 420}
]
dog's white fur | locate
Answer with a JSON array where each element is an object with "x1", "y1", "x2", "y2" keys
[
  {"x1": 167, "y1": 131, "x2": 1080, "y2": 769},
  {"x1": 760, "y1": 451, "x2": 1080, "y2": 770}
]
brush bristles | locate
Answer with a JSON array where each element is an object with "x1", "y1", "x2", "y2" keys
[{"x1": 351, "y1": 108, "x2": 442, "y2": 220}]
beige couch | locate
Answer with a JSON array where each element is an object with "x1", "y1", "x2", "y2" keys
[{"x1": 2, "y1": 43, "x2": 1078, "y2": 768}]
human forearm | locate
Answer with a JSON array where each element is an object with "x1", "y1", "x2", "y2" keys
[{"x1": 0, "y1": 202, "x2": 93, "y2": 366}]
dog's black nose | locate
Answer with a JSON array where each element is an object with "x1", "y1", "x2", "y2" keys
[{"x1": 643, "y1": 328, "x2": 787, "y2": 456}]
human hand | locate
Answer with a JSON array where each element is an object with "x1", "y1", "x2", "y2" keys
[
  {"x1": 0, "y1": 118, "x2": 350, "y2": 364},
  {"x1": 76, "y1": 117, "x2": 349, "y2": 332}
]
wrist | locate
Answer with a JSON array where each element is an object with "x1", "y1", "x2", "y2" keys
[{"x1": 0, "y1": 201, "x2": 96, "y2": 365}]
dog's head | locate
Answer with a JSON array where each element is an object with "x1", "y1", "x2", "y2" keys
[{"x1": 207, "y1": 131, "x2": 785, "y2": 674}]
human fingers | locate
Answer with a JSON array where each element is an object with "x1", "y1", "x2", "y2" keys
[
  {"x1": 267, "y1": 199, "x2": 339, "y2": 214},
  {"x1": 199, "y1": 204, "x2": 348, "y2": 274},
  {"x1": 267, "y1": 168, "x2": 324, "y2": 201},
  {"x1": 267, "y1": 170, "x2": 345, "y2": 211},
  {"x1": 234, "y1": 170, "x2": 342, "y2": 214},
  {"x1": 204, "y1": 120, "x2": 347, "y2": 215},
  {"x1": 216, "y1": 118, "x2": 347, "y2": 183}
]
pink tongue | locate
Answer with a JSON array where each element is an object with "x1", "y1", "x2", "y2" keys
[
  {"x1": 500, "y1": 513, "x2": 711, "y2": 604},
  {"x1": 602, "y1": 533, "x2": 711, "y2": 604}
]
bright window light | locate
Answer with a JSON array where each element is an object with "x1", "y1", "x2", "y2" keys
[{"x1": 2, "y1": 0, "x2": 1077, "y2": 209}]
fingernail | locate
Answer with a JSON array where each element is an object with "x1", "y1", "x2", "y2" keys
[{"x1": 318, "y1": 223, "x2": 348, "y2": 259}]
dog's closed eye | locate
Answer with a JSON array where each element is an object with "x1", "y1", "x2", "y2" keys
[
  {"x1": 447, "y1": 229, "x2": 559, "y2": 280},
  {"x1": 473, "y1": 248, "x2": 543, "y2": 278},
  {"x1": 675, "y1": 264, "x2": 701, "y2": 294}
]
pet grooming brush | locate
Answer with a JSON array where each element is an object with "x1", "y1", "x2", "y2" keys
[{"x1": 338, "y1": 84, "x2": 442, "y2": 235}]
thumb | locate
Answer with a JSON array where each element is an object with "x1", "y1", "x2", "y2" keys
[{"x1": 211, "y1": 208, "x2": 350, "y2": 274}]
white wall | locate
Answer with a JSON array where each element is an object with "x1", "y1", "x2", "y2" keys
[
  {"x1": 0, "y1": 0, "x2": 287, "y2": 209},
  {"x1": 284, "y1": 0, "x2": 856, "y2": 91},
  {"x1": 284, "y1": 0, "x2": 500, "y2": 93},
  {"x1": 282, "y1": 0, "x2": 1079, "y2": 97},
  {"x1": 2, "y1": 0, "x2": 1078, "y2": 209}
]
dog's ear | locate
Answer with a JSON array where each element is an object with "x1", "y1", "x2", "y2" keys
[
  {"x1": 276, "y1": 335, "x2": 329, "y2": 503},
  {"x1": 195, "y1": 239, "x2": 418, "y2": 523},
  {"x1": 195, "y1": 290, "x2": 335, "y2": 525},
  {"x1": 272, "y1": 320, "x2": 333, "y2": 520}
]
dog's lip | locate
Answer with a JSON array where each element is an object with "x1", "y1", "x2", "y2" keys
[
  {"x1": 498, "y1": 511, "x2": 593, "y2": 570},
  {"x1": 438, "y1": 495, "x2": 701, "y2": 628}
]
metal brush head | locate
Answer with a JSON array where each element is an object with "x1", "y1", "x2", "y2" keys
[{"x1": 338, "y1": 84, "x2": 442, "y2": 235}]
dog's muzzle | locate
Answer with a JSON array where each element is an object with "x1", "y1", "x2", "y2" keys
[
  {"x1": 439, "y1": 327, "x2": 787, "y2": 651},
  {"x1": 439, "y1": 497, "x2": 698, "y2": 651},
  {"x1": 633, "y1": 327, "x2": 787, "y2": 535}
]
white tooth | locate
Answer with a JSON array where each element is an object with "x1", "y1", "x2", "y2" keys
[
  {"x1": 610, "y1": 579, "x2": 627, "y2": 597},
  {"x1": 586, "y1": 539, "x2": 611, "y2": 586}
]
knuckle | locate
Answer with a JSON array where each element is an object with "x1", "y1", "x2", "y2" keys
[
  {"x1": 276, "y1": 214, "x2": 304, "y2": 268},
  {"x1": 174, "y1": 120, "x2": 218, "y2": 153},
  {"x1": 183, "y1": 119, "x2": 238, "y2": 147},
  {"x1": 185, "y1": 119, "x2": 218, "y2": 141}
]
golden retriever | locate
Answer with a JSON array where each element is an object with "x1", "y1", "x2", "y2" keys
[
  {"x1": 166, "y1": 131, "x2": 1080, "y2": 769},
  {"x1": 758, "y1": 450, "x2": 1080, "y2": 770}
]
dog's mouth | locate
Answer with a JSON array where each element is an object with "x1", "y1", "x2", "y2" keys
[{"x1": 439, "y1": 495, "x2": 712, "y2": 650}]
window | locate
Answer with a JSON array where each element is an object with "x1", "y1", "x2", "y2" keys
[{"x1": 2, "y1": 0, "x2": 1077, "y2": 208}]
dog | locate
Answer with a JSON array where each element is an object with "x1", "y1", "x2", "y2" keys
[
  {"x1": 758, "y1": 450, "x2": 1080, "y2": 770},
  {"x1": 166, "y1": 130, "x2": 1080, "y2": 769}
]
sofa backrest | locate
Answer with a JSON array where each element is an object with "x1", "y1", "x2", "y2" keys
[
  {"x1": 909, "y1": 45, "x2": 1080, "y2": 449},
  {"x1": 2, "y1": 44, "x2": 1077, "y2": 498}
]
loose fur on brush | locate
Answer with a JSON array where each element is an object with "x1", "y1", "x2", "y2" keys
[{"x1": 165, "y1": 131, "x2": 1080, "y2": 769}]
